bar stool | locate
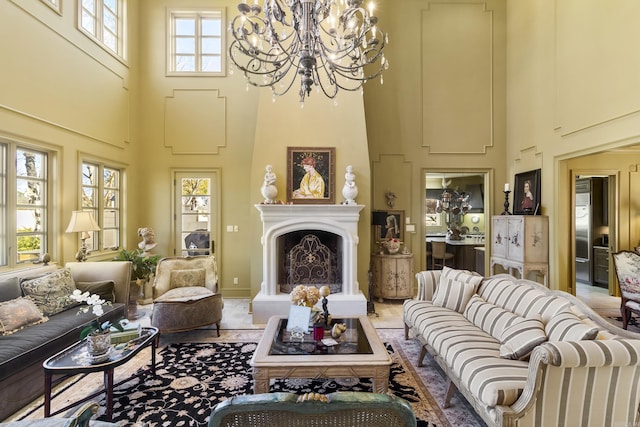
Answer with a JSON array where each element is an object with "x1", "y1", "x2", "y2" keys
[{"x1": 431, "y1": 241, "x2": 455, "y2": 269}]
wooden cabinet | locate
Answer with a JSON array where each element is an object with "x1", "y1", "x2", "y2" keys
[
  {"x1": 593, "y1": 246, "x2": 609, "y2": 287},
  {"x1": 490, "y1": 215, "x2": 549, "y2": 285},
  {"x1": 371, "y1": 253, "x2": 413, "y2": 301}
]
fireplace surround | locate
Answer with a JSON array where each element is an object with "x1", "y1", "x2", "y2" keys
[{"x1": 253, "y1": 204, "x2": 367, "y2": 323}]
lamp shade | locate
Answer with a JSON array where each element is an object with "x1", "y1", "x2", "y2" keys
[{"x1": 65, "y1": 211, "x2": 100, "y2": 233}]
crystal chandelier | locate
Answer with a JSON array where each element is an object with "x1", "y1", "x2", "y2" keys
[
  {"x1": 436, "y1": 190, "x2": 471, "y2": 241},
  {"x1": 228, "y1": 0, "x2": 389, "y2": 103}
]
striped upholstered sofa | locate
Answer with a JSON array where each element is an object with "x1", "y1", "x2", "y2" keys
[{"x1": 403, "y1": 267, "x2": 640, "y2": 427}]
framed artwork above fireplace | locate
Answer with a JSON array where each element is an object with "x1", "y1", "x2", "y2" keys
[{"x1": 287, "y1": 147, "x2": 335, "y2": 204}]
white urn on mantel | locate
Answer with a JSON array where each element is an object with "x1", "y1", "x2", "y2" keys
[
  {"x1": 260, "y1": 164, "x2": 279, "y2": 204},
  {"x1": 341, "y1": 165, "x2": 358, "y2": 205}
]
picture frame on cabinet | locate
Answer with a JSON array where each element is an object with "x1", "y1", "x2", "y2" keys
[
  {"x1": 514, "y1": 169, "x2": 541, "y2": 215},
  {"x1": 287, "y1": 147, "x2": 335, "y2": 204},
  {"x1": 372, "y1": 210, "x2": 405, "y2": 243}
]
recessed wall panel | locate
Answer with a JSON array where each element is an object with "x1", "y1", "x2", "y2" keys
[
  {"x1": 164, "y1": 90, "x2": 226, "y2": 155},
  {"x1": 422, "y1": 3, "x2": 493, "y2": 153}
]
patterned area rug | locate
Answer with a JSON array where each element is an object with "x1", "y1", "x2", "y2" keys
[{"x1": 97, "y1": 341, "x2": 446, "y2": 426}]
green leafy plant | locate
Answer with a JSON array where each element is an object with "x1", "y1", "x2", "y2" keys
[{"x1": 113, "y1": 249, "x2": 161, "y2": 283}]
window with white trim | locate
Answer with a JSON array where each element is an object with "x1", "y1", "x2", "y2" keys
[
  {"x1": 168, "y1": 9, "x2": 225, "y2": 75},
  {"x1": 79, "y1": 0, "x2": 126, "y2": 58},
  {"x1": 81, "y1": 161, "x2": 121, "y2": 252},
  {"x1": 41, "y1": 0, "x2": 62, "y2": 14},
  {"x1": 0, "y1": 141, "x2": 51, "y2": 267}
]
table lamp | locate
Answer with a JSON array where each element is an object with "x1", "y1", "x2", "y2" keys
[{"x1": 65, "y1": 211, "x2": 100, "y2": 262}]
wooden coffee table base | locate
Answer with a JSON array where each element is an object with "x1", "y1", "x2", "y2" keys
[
  {"x1": 250, "y1": 316, "x2": 392, "y2": 394},
  {"x1": 252, "y1": 365, "x2": 390, "y2": 394}
]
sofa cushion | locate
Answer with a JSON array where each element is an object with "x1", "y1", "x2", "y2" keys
[
  {"x1": 463, "y1": 295, "x2": 521, "y2": 340},
  {"x1": 431, "y1": 324, "x2": 529, "y2": 407},
  {"x1": 0, "y1": 277, "x2": 22, "y2": 302},
  {"x1": 500, "y1": 316, "x2": 547, "y2": 360},
  {"x1": 0, "y1": 302, "x2": 124, "y2": 382},
  {"x1": 170, "y1": 269, "x2": 206, "y2": 288},
  {"x1": 545, "y1": 310, "x2": 599, "y2": 341},
  {"x1": 75, "y1": 280, "x2": 116, "y2": 302},
  {"x1": 433, "y1": 277, "x2": 477, "y2": 313},
  {"x1": 20, "y1": 269, "x2": 79, "y2": 316},
  {"x1": 154, "y1": 286, "x2": 214, "y2": 303},
  {"x1": 0, "y1": 297, "x2": 48, "y2": 335},
  {"x1": 404, "y1": 301, "x2": 473, "y2": 344}
]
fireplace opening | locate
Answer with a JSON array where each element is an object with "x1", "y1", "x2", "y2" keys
[{"x1": 277, "y1": 230, "x2": 343, "y2": 294}]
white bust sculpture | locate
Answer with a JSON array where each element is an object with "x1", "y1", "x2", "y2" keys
[
  {"x1": 342, "y1": 165, "x2": 358, "y2": 205},
  {"x1": 138, "y1": 227, "x2": 157, "y2": 255},
  {"x1": 261, "y1": 164, "x2": 278, "y2": 203}
]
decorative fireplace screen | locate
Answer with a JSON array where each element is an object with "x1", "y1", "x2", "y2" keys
[{"x1": 279, "y1": 233, "x2": 342, "y2": 294}]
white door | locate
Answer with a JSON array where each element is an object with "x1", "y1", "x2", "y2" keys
[{"x1": 173, "y1": 171, "x2": 220, "y2": 258}]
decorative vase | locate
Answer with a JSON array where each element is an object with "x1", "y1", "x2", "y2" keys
[
  {"x1": 384, "y1": 240, "x2": 401, "y2": 254},
  {"x1": 86, "y1": 330, "x2": 111, "y2": 358},
  {"x1": 261, "y1": 184, "x2": 278, "y2": 204},
  {"x1": 342, "y1": 182, "x2": 358, "y2": 205}
]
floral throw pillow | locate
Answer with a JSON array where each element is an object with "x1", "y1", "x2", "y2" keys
[
  {"x1": 0, "y1": 297, "x2": 48, "y2": 335},
  {"x1": 20, "y1": 268, "x2": 78, "y2": 316},
  {"x1": 170, "y1": 269, "x2": 206, "y2": 288}
]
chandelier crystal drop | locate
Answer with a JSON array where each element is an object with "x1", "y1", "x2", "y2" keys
[{"x1": 228, "y1": 0, "x2": 389, "y2": 103}]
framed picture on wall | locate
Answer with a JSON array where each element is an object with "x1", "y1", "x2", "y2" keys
[
  {"x1": 513, "y1": 169, "x2": 541, "y2": 215},
  {"x1": 287, "y1": 147, "x2": 335, "y2": 204},
  {"x1": 372, "y1": 210, "x2": 405, "y2": 242}
]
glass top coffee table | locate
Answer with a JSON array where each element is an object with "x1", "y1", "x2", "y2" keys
[
  {"x1": 250, "y1": 315, "x2": 391, "y2": 393},
  {"x1": 43, "y1": 326, "x2": 159, "y2": 422}
]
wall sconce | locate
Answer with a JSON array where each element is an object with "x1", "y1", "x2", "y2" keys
[{"x1": 65, "y1": 210, "x2": 100, "y2": 262}]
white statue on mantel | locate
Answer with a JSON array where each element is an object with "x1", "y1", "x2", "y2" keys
[
  {"x1": 260, "y1": 164, "x2": 278, "y2": 204},
  {"x1": 342, "y1": 165, "x2": 358, "y2": 205}
]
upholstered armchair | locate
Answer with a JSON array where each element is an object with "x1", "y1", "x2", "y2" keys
[
  {"x1": 208, "y1": 392, "x2": 416, "y2": 427},
  {"x1": 612, "y1": 250, "x2": 640, "y2": 329},
  {"x1": 151, "y1": 256, "x2": 223, "y2": 335}
]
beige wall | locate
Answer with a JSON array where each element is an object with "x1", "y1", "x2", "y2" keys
[
  {"x1": 5, "y1": 0, "x2": 640, "y2": 297},
  {"x1": 365, "y1": 0, "x2": 507, "y2": 272},
  {"x1": 0, "y1": 0, "x2": 141, "y2": 264},
  {"x1": 507, "y1": 0, "x2": 640, "y2": 291}
]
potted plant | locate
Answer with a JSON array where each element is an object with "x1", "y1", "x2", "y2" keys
[
  {"x1": 114, "y1": 249, "x2": 162, "y2": 318},
  {"x1": 113, "y1": 249, "x2": 161, "y2": 285}
]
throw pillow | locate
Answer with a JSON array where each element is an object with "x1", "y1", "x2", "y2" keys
[
  {"x1": 75, "y1": 280, "x2": 116, "y2": 302},
  {"x1": 170, "y1": 269, "x2": 206, "y2": 288},
  {"x1": 545, "y1": 310, "x2": 599, "y2": 341},
  {"x1": 433, "y1": 277, "x2": 477, "y2": 313},
  {"x1": 0, "y1": 277, "x2": 21, "y2": 302},
  {"x1": 500, "y1": 317, "x2": 547, "y2": 360},
  {"x1": 20, "y1": 268, "x2": 78, "y2": 316},
  {"x1": 0, "y1": 297, "x2": 48, "y2": 335},
  {"x1": 463, "y1": 294, "x2": 521, "y2": 339},
  {"x1": 441, "y1": 266, "x2": 484, "y2": 287}
]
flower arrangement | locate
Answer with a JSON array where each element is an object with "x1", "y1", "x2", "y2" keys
[
  {"x1": 290, "y1": 285, "x2": 321, "y2": 307},
  {"x1": 383, "y1": 238, "x2": 401, "y2": 254},
  {"x1": 69, "y1": 290, "x2": 123, "y2": 340}
]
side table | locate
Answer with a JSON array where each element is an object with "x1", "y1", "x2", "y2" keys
[{"x1": 43, "y1": 327, "x2": 159, "y2": 422}]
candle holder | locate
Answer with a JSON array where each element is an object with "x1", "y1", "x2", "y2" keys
[{"x1": 502, "y1": 191, "x2": 511, "y2": 215}]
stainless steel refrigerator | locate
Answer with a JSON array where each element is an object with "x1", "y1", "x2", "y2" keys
[{"x1": 575, "y1": 190, "x2": 591, "y2": 284}]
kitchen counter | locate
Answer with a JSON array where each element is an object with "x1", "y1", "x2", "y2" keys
[{"x1": 426, "y1": 236, "x2": 485, "y2": 271}]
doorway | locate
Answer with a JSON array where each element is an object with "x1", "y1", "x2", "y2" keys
[
  {"x1": 423, "y1": 170, "x2": 489, "y2": 273},
  {"x1": 570, "y1": 169, "x2": 617, "y2": 299},
  {"x1": 172, "y1": 170, "x2": 221, "y2": 258}
]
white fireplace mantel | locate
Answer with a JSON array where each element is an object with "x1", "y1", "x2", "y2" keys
[{"x1": 252, "y1": 204, "x2": 367, "y2": 323}]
